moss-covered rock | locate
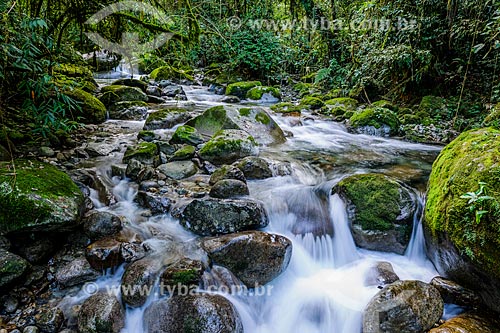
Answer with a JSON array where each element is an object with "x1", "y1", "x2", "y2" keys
[
  {"x1": 171, "y1": 145, "x2": 196, "y2": 161},
  {"x1": 246, "y1": 86, "x2": 281, "y2": 100},
  {"x1": 424, "y1": 128, "x2": 500, "y2": 312},
  {"x1": 419, "y1": 95, "x2": 451, "y2": 120},
  {"x1": 372, "y1": 100, "x2": 397, "y2": 112},
  {"x1": 299, "y1": 96, "x2": 324, "y2": 110},
  {"x1": 270, "y1": 102, "x2": 302, "y2": 116},
  {"x1": 333, "y1": 174, "x2": 415, "y2": 254},
  {"x1": 64, "y1": 88, "x2": 106, "y2": 124},
  {"x1": 108, "y1": 101, "x2": 149, "y2": 121},
  {"x1": 111, "y1": 78, "x2": 148, "y2": 93},
  {"x1": 170, "y1": 125, "x2": 205, "y2": 145},
  {"x1": 99, "y1": 85, "x2": 148, "y2": 106},
  {"x1": 349, "y1": 107, "x2": 400, "y2": 136},
  {"x1": 325, "y1": 97, "x2": 358, "y2": 109},
  {"x1": 225, "y1": 81, "x2": 262, "y2": 98},
  {"x1": 122, "y1": 142, "x2": 158, "y2": 165},
  {"x1": 144, "y1": 108, "x2": 191, "y2": 130},
  {"x1": 293, "y1": 82, "x2": 314, "y2": 98},
  {"x1": 0, "y1": 160, "x2": 84, "y2": 234},
  {"x1": 322, "y1": 89, "x2": 344, "y2": 100},
  {"x1": 199, "y1": 130, "x2": 258, "y2": 165},
  {"x1": 483, "y1": 103, "x2": 500, "y2": 127},
  {"x1": 150, "y1": 65, "x2": 194, "y2": 82},
  {"x1": 0, "y1": 248, "x2": 29, "y2": 288},
  {"x1": 137, "y1": 130, "x2": 156, "y2": 142}
]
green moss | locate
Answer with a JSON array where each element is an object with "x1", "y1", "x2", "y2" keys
[
  {"x1": 246, "y1": 86, "x2": 281, "y2": 100},
  {"x1": 186, "y1": 106, "x2": 239, "y2": 137},
  {"x1": 483, "y1": 103, "x2": 500, "y2": 128},
  {"x1": 172, "y1": 145, "x2": 196, "y2": 160},
  {"x1": 300, "y1": 96, "x2": 325, "y2": 110},
  {"x1": 171, "y1": 270, "x2": 199, "y2": 285},
  {"x1": 425, "y1": 128, "x2": 500, "y2": 275},
  {"x1": 146, "y1": 108, "x2": 185, "y2": 122},
  {"x1": 372, "y1": 100, "x2": 398, "y2": 112},
  {"x1": 100, "y1": 85, "x2": 148, "y2": 106},
  {"x1": 301, "y1": 71, "x2": 317, "y2": 83},
  {"x1": 239, "y1": 108, "x2": 252, "y2": 117},
  {"x1": 225, "y1": 81, "x2": 262, "y2": 98},
  {"x1": 255, "y1": 112, "x2": 271, "y2": 125},
  {"x1": 170, "y1": 125, "x2": 204, "y2": 145},
  {"x1": 324, "y1": 97, "x2": 358, "y2": 110},
  {"x1": 270, "y1": 102, "x2": 302, "y2": 115},
  {"x1": 54, "y1": 64, "x2": 94, "y2": 82},
  {"x1": 419, "y1": 95, "x2": 450, "y2": 120},
  {"x1": 335, "y1": 174, "x2": 407, "y2": 231},
  {"x1": 349, "y1": 107, "x2": 400, "y2": 132},
  {"x1": 322, "y1": 89, "x2": 344, "y2": 100},
  {"x1": 137, "y1": 130, "x2": 155, "y2": 141},
  {"x1": 150, "y1": 65, "x2": 194, "y2": 82},
  {"x1": 64, "y1": 88, "x2": 106, "y2": 124},
  {"x1": 123, "y1": 142, "x2": 158, "y2": 163},
  {"x1": 199, "y1": 130, "x2": 257, "y2": 165},
  {"x1": 0, "y1": 159, "x2": 83, "y2": 234}
]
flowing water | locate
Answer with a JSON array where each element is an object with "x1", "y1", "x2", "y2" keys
[{"x1": 62, "y1": 70, "x2": 448, "y2": 332}]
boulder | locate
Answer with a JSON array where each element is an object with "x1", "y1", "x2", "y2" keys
[
  {"x1": 235, "y1": 156, "x2": 272, "y2": 180},
  {"x1": 157, "y1": 161, "x2": 198, "y2": 180},
  {"x1": 107, "y1": 101, "x2": 148, "y2": 120},
  {"x1": 246, "y1": 86, "x2": 281, "y2": 101},
  {"x1": 54, "y1": 258, "x2": 100, "y2": 288},
  {"x1": 170, "y1": 145, "x2": 196, "y2": 161},
  {"x1": 85, "y1": 238, "x2": 123, "y2": 270},
  {"x1": 144, "y1": 294, "x2": 243, "y2": 333},
  {"x1": 430, "y1": 277, "x2": 482, "y2": 308},
  {"x1": 36, "y1": 306, "x2": 64, "y2": 333},
  {"x1": 77, "y1": 293, "x2": 125, "y2": 333},
  {"x1": 143, "y1": 108, "x2": 191, "y2": 130},
  {"x1": 201, "y1": 231, "x2": 292, "y2": 287},
  {"x1": 209, "y1": 179, "x2": 249, "y2": 199},
  {"x1": 333, "y1": 174, "x2": 415, "y2": 254},
  {"x1": 424, "y1": 128, "x2": 500, "y2": 312},
  {"x1": 225, "y1": 81, "x2": 261, "y2": 98},
  {"x1": 160, "y1": 258, "x2": 205, "y2": 294},
  {"x1": 180, "y1": 198, "x2": 269, "y2": 236},
  {"x1": 83, "y1": 211, "x2": 123, "y2": 241},
  {"x1": 64, "y1": 88, "x2": 106, "y2": 124},
  {"x1": 186, "y1": 105, "x2": 286, "y2": 145},
  {"x1": 122, "y1": 142, "x2": 158, "y2": 165},
  {"x1": 348, "y1": 107, "x2": 400, "y2": 136},
  {"x1": 170, "y1": 125, "x2": 205, "y2": 145},
  {"x1": 149, "y1": 65, "x2": 194, "y2": 83},
  {"x1": 121, "y1": 257, "x2": 162, "y2": 307},
  {"x1": 209, "y1": 165, "x2": 246, "y2": 185},
  {"x1": 0, "y1": 249, "x2": 29, "y2": 288},
  {"x1": 429, "y1": 312, "x2": 500, "y2": 333},
  {"x1": 135, "y1": 191, "x2": 171, "y2": 215},
  {"x1": 99, "y1": 85, "x2": 148, "y2": 106},
  {"x1": 0, "y1": 160, "x2": 84, "y2": 234},
  {"x1": 365, "y1": 261, "x2": 400, "y2": 287},
  {"x1": 363, "y1": 280, "x2": 444, "y2": 333},
  {"x1": 199, "y1": 129, "x2": 258, "y2": 165},
  {"x1": 111, "y1": 78, "x2": 148, "y2": 92}
]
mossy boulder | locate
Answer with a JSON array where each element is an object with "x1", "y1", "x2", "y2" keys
[
  {"x1": 150, "y1": 65, "x2": 194, "y2": 82},
  {"x1": 322, "y1": 89, "x2": 344, "y2": 100},
  {"x1": 225, "y1": 81, "x2": 262, "y2": 99},
  {"x1": 144, "y1": 108, "x2": 191, "y2": 130},
  {"x1": 137, "y1": 130, "x2": 156, "y2": 142},
  {"x1": 324, "y1": 97, "x2": 358, "y2": 110},
  {"x1": 483, "y1": 103, "x2": 500, "y2": 127},
  {"x1": 333, "y1": 174, "x2": 415, "y2": 254},
  {"x1": 199, "y1": 130, "x2": 258, "y2": 165},
  {"x1": 424, "y1": 127, "x2": 500, "y2": 312},
  {"x1": 419, "y1": 95, "x2": 450, "y2": 120},
  {"x1": 246, "y1": 86, "x2": 281, "y2": 101},
  {"x1": 0, "y1": 248, "x2": 29, "y2": 288},
  {"x1": 349, "y1": 107, "x2": 400, "y2": 136},
  {"x1": 99, "y1": 85, "x2": 148, "y2": 106},
  {"x1": 78, "y1": 292, "x2": 125, "y2": 333},
  {"x1": 293, "y1": 82, "x2": 314, "y2": 98},
  {"x1": 122, "y1": 142, "x2": 158, "y2": 165},
  {"x1": 111, "y1": 78, "x2": 148, "y2": 93},
  {"x1": 108, "y1": 101, "x2": 148, "y2": 120},
  {"x1": 170, "y1": 125, "x2": 205, "y2": 145},
  {"x1": 64, "y1": 88, "x2": 106, "y2": 124},
  {"x1": 299, "y1": 96, "x2": 324, "y2": 110},
  {"x1": 0, "y1": 160, "x2": 84, "y2": 234},
  {"x1": 186, "y1": 105, "x2": 286, "y2": 145},
  {"x1": 171, "y1": 145, "x2": 196, "y2": 161},
  {"x1": 372, "y1": 100, "x2": 397, "y2": 111},
  {"x1": 54, "y1": 63, "x2": 98, "y2": 92},
  {"x1": 270, "y1": 102, "x2": 302, "y2": 116}
]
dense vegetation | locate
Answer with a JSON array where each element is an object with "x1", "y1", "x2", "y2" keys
[{"x1": 1, "y1": 0, "x2": 500, "y2": 141}]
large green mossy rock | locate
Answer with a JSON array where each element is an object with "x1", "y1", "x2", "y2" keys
[
  {"x1": 143, "y1": 108, "x2": 191, "y2": 130},
  {"x1": 246, "y1": 86, "x2": 281, "y2": 100},
  {"x1": 333, "y1": 174, "x2": 415, "y2": 254},
  {"x1": 424, "y1": 127, "x2": 500, "y2": 312},
  {"x1": 186, "y1": 105, "x2": 286, "y2": 145},
  {"x1": 65, "y1": 88, "x2": 107, "y2": 124},
  {"x1": 54, "y1": 63, "x2": 98, "y2": 93},
  {"x1": 0, "y1": 160, "x2": 84, "y2": 234},
  {"x1": 349, "y1": 107, "x2": 400, "y2": 136},
  {"x1": 150, "y1": 65, "x2": 194, "y2": 82},
  {"x1": 199, "y1": 130, "x2": 258, "y2": 165},
  {"x1": 225, "y1": 81, "x2": 262, "y2": 98},
  {"x1": 99, "y1": 85, "x2": 148, "y2": 106}
]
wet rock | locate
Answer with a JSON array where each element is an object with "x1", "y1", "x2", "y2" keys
[
  {"x1": 77, "y1": 292, "x2": 125, "y2": 333},
  {"x1": 363, "y1": 280, "x2": 444, "y2": 333},
  {"x1": 125, "y1": 159, "x2": 143, "y2": 180},
  {"x1": 39, "y1": 146, "x2": 55, "y2": 157},
  {"x1": 429, "y1": 312, "x2": 500, "y2": 333},
  {"x1": 169, "y1": 125, "x2": 205, "y2": 146},
  {"x1": 148, "y1": 95, "x2": 165, "y2": 104},
  {"x1": 99, "y1": 85, "x2": 148, "y2": 107},
  {"x1": 209, "y1": 179, "x2": 249, "y2": 199},
  {"x1": 1, "y1": 294, "x2": 18, "y2": 313},
  {"x1": 365, "y1": 261, "x2": 400, "y2": 287},
  {"x1": 180, "y1": 198, "x2": 269, "y2": 236},
  {"x1": 222, "y1": 95, "x2": 240, "y2": 103},
  {"x1": 235, "y1": 156, "x2": 272, "y2": 180},
  {"x1": 146, "y1": 85, "x2": 162, "y2": 96},
  {"x1": 430, "y1": 277, "x2": 482, "y2": 308},
  {"x1": 348, "y1": 107, "x2": 400, "y2": 137},
  {"x1": 0, "y1": 249, "x2": 29, "y2": 288},
  {"x1": 144, "y1": 294, "x2": 243, "y2": 333},
  {"x1": 107, "y1": 101, "x2": 148, "y2": 120},
  {"x1": 209, "y1": 165, "x2": 246, "y2": 185},
  {"x1": 14, "y1": 237, "x2": 55, "y2": 264},
  {"x1": 23, "y1": 327, "x2": 39, "y2": 333},
  {"x1": 199, "y1": 129, "x2": 259, "y2": 165},
  {"x1": 162, "y1": 84, "x2": 185, "y2": 98},
  {"x1": 120, "y1": 242, "x2": 146, "y2": 263},
  {"x1": 83, "y1": 211, "x2": 124, "y2": 241},
  {"x1": 136, "y1": 191, "x2": 171, "y2": 215},
  {"x1": 36, "y1": 307, "x2": 64, "y2": 333},
  {"x1": 85, "y1": 142, "x2": 120, "y2": 157},
  {"x1": 121, "y1": 257, "x2": 162, "y2": 307},
  {"x1": 111, "y1": 78, "x2": 148, "y2": 93},
  {"x1": 333, "y1": 174, "x2": 415, "y2": 254},
  {"x1": 122, "y1": 142, "x2": 158, "y2": 165},
  {"x1": 160, "y1": 258, "x2": 205, "y2": 294},
  {"x1": 143, "y1": 108, "x2": 191, "y2": 130},
  {"x1": 225, "y1": 81, "x2": 261, "y2": 99},
  {"x1": 170, "y1": 145, "x2": 196, "y2": 161},
  {"x1": 54, "y1": 258, "x2": 100, "y2": 288},
  {"x1": 157, "y1": 161, "x2": 198, "y2": 180},
  {"x1": 201, "y1": 231, "x2": 292, "y2": 287},
  {"x1": 0, "y1": 159, "x2": 85, "y2": 234},
  {"x1": 85, "y1": 238, "x2": 123, "y2": 270},
  {"x1": 186, "y1": 105, "x2": 286, "y2": 145}
]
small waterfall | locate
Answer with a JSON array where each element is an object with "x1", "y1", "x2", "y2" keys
[
  {"x1": 405, "y1": 194, "x2": 428, "y2": 264},
  {"x1": 330, "y1": 194, "x2": 360, "y2": 267}
]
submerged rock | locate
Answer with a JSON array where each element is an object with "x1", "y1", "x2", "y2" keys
[
  {"x1": 199, "y1": 129, "x2": 258, "y2": 165},
  {"x1": 144, "y1": 294, "x2": 243, "y2": 333},
  {"x1": 363, "y1": 280, "x2": 443, "y2": 333},
  {"x1": 180, "y1": 198, "x2": 269, "y2": 236},
  {"x1": 424, "y1": 128, "x2": 500, "y2": 312},
  {"x1": 0, "y1": 160, "x2": 84, "y2": 234},
  {"x1": 201, "y1": 231, "x2": 292, "y2": 287},
  {"x1": 77, "y1": 293, "x2": 125, "y2": 333},
  {"x1": 333, "y1": 174, "x2": 415, "y2": 254}
]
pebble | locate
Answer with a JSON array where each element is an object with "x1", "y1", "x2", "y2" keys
[
  {"x1": 158, "y1": 180, "x2": 166, "y2": 186},
  {"x1": 23, "y1": 327, "x2": 39, "y2": 333}
]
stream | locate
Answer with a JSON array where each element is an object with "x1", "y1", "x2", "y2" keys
[{"x1": 61, "y1": 73, "x2": 452, "y2": 332}]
